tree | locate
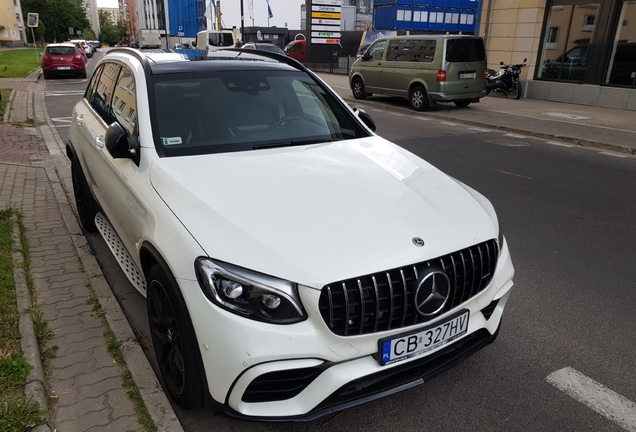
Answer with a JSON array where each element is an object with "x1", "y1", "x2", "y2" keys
[
  {"x1": 99, "y1": 10, "x2": 118, "y2": 45},
  {"x1": 21, "y1": 0, "x2": 90, "y2": 42}
]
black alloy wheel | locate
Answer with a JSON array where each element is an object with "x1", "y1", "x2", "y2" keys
[
  {"x1": 147, "y1": 265, "x2": 205, "y2": 409},
  {"x1": 71, "y1": 159, "x2": 98, "y2": 232}
]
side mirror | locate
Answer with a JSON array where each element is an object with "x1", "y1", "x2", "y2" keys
[
  {"x1": 362, "y1": 52, "x2": 372, "y2": 61},
  {"x1": 105, "y1": 122, "x2": 139, "y2": 165},
  {"x1": 523, "y1": 58, "x2": 528, "y2": 62},
  {"x1": 353, "y1": 108, "x2": 376, "y2": 132},
  {"x1": 499, "y1": 61, "x2": 504, "y2": 65}
]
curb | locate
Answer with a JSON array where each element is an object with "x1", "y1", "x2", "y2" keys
[
  {"x1": 12, "y1": 220, "x2": 52, "y2": 432},
  {"x1": 19, "y1": 70, "x2": 185, "y2": 431}
]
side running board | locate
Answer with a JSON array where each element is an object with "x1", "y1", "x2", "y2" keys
[{"x1": 95, "y1": 213, "x2": 147, "y2": 296}]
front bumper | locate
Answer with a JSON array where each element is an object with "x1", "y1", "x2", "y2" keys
[{"x1": 182, "y1": 241, "x2": 514, "y2": 420}]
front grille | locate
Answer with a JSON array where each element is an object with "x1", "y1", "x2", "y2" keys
[{"x1": 319, "y1": 239, "x2": 499, "y2": 336}]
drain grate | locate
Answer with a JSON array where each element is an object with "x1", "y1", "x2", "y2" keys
[{"x1": 95, "y1": 213, "x2": 147, "y2": 295}]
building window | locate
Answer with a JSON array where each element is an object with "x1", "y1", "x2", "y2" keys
[
  {"x1": 537, "y1": 3, "x2": 599, "y2": 82},
  {"x1": 605, "y1": 1, "x2": 636, "y2": 87}
]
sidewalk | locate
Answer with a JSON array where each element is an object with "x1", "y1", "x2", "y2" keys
[
  {"x1": 1, "y1": 69, "x2": 635, "y2": 432},
  {"x1": 0, "y1": 75, "x2": 181, "y2": 431},
  {"x1": 317, "y1": 72, "x2": 636, "y2": 155}
]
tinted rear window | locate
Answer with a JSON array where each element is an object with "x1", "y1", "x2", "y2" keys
[
  {"x1": 445, "y1": 39, "x2": 485, "y2": 62},
  {"x1": 46, "y1": 46, "x2": 77, "y2": 55}
]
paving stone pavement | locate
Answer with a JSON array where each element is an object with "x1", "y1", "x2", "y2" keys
[{"x1": 1, "y1": 74, "x2": 181, "y2": 431}]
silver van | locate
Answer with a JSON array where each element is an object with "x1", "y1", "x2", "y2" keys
[{"x1": 349, "y1": 35, "x2": 487, "y2": 110}]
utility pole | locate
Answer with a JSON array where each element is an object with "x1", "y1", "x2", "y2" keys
[{"x1": 240, "y1": 0, "x2": 244, "y2": 44}]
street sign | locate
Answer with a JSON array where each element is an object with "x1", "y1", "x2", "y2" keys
[
  {"x1": 177, "y1": 32, "x2": 184, "y2": 37},
  {"x1": 27, "y1": 13, "x2": 39, "y2": 28},
  {"x1": 310, "y1": 0, "x2": 342, "y2": 45},
  {"x1": 69, "y1": 27, "x2": 73, "y2": 35},
  {"x1": 178, "y1": 25, "x2": 183, "y2": 32}
]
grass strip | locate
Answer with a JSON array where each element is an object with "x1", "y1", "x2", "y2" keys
[{"x1": 0, "y1": 207, "x2": 44, "y2": 431}]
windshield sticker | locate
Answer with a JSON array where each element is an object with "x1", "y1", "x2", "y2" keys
[{"x1": 162, "y1": 137, "x2": 183, "y2": 146}]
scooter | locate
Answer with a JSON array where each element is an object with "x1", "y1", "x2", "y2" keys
[{"x1": 486, "y1": 58, "x2": 527, "y2": 100}]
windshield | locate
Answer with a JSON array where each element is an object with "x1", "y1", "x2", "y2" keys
[
  {"x1": 151, "y1": 69, "x2": 369, "y2": 157},
  {"x1": 209, "y1": 33, "x2": 234, "y2": 47}
]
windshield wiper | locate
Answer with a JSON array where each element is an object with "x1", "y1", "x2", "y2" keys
[{"x1": 253, "y1": 138, "x2": 332, "y2": 150}]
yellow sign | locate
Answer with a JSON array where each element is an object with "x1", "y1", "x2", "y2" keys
[{"x1": 311, "y1": 11, "x2": 341, "y2": 19}]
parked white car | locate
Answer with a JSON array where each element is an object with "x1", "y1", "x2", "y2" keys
[
  {"x1": 70, "y1": 39, "x2": 93, "y2": 58},
  {"x1": 67, "y1": 47, "x2": 515, "y2": 421}
]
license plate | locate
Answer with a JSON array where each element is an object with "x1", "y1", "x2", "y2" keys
[
  {"x1": 459, "y1": 72, "x2": 476, "y2": 79},
  {"x1": 378, "y1": 309, "x2": 469, "y2": 366},
  {"x1": 57, "y1": 66, "x2": 72, "y2": 70}
]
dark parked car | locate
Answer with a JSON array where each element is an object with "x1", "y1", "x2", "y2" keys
[{"x1": 41, "y1": 43, "x2": 87, "y2": 79}]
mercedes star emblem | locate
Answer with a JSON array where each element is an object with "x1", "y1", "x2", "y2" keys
[
  {"x1": 414, "y1": 268, "x2": 451, "y2": 317},
  {"x1": 412, "y1": 237, "x2": 425, "y2": 247}
]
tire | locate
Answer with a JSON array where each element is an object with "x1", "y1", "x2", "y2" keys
[
  {"x1": 409, "y1": 85, "x2": 429, "y2": 111},
  {"x1": 148, "y1": 265, "x2": 205, "y2": 409},
  {"x1": 513, "y1": 80, "x2": 522, "y2": 100},
  {"x1": 43, "y1": 71, "x2": 51, "y2": 80},
  {"x1": 80, "y1": 70, "x2": 87, "y2": 79},
  {"x1": 351, "y1": 77, "x2": 366, "y2": 100},
  {"x1": 71, "y1": 159, "x2": 98, "y2": 232},
  {"x1": 454, "y1": 100, "x2": 471, "y2": 108}
]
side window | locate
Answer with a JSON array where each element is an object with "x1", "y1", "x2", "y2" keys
[
  {"x1": 92, "y1": 63, "x2": 121, "y2": 123},
  {"x1": 85, "y1": 65, "x2": 103, "y2": 105},
  {"x1": 387, "y1": 39, "x2": 436, "y2": 62},
  {"x1": 368, "y1": 41, "x2": 387, "y2": 61},
  {"x1": 111, "y1": 67, "x2": 138, "y2": 137}
]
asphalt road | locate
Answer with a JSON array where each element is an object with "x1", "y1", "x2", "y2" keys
[{"x1": 45, "y1": 50, "x2": 636, "y2": 432}]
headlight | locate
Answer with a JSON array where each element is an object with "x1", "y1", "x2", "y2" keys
[
  {"x1": 194, "y1": 257, "x2": 306, "y2": 324},
  {"x1": 498, "y1": 229, "x2": 505, "y2": 256}
]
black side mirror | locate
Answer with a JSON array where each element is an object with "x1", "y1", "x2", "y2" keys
[
  {"x1": 353, "y1": 108, "x2": 376, "y2": 132},
  {"x1": 362, "y1": 52, "x2": 371, "y2": 61},
  {"x1": 499, "y1": 61, "x2": 504, "y2": 65},
  {"x1": 523, "y1": 58, "x2": 527, "y2": 62},
  {"x1": 105, "y1": 122, "x2": 139, "y2": 165}
]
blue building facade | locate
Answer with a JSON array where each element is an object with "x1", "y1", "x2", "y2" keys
[
  {"x1": 374, "y1": 0, "x2": 480, "y2": 34},
  {"x1": 168, "y1": 0, "x2": 207, "y2": 38}
]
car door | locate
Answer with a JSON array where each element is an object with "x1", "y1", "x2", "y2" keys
[
  {"x1": 359, "y1": 40, "x2": 387, "y2": 94},
  {"x1": 73, "y1": 62, "x2": 141, "y2": 258}
]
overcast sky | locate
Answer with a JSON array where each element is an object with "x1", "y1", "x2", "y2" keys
[{"x1": 95, "y1": 0, "x2": 306, "y2": 30}]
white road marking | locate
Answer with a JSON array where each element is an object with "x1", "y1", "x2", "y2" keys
[
  {"x1": 496, "y1": 169, "x2": 532, "y2": 179},
  {"x1": 50, "y1": 117, "x2": 73, "y2": 123},
  {"x1": 543, "y1": 112, "x2": 592, "y2": 120},
  {"x1": 545, "y1": 141, "x2": 575, "y2": 148},
  {"x1": 503, "y1": 133, "x2": 528, "y2": 138},
  {"x1": 45, "y1": 91, "x2": 85, "y2": 97},
  {"x1": 547, "y1": 367, "x2": 636, "y2": 431},
  {"x1": 415, "y1": 117, "x2": 431, "y2": 121},
  {"x1": 600, "y1": 152, "x2": 629, "y2": 158},
  {"x1": 469, "y1": 127, "x2": 490, "y2": 132},
  {"x1": 390, "y1": 112, "x2": 405, "y2": 117},
  {"x1": 440, "y1": 121, "x2": 458, "y2": 126}
]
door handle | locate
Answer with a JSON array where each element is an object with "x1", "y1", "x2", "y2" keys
[
  {"x1": 76, "y1": 113, "x2": 84, "y2": 124},
  {"x1": 95, "y1": 135, "x2": 105, "y2": 149}
]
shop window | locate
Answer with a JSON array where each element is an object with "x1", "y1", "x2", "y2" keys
[
  {"x1": 605, "y1": 1, "x2": 636, "y2": 87},
  {"x1": 537, "y1": 3, "x2": 599, "y2": 82}
]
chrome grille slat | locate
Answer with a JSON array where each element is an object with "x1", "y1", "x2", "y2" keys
[
  {"x1": 342, "y1": 282, "x2": 350, "y2": 335},
  {"x1": 400, "y1": 269, "x2": 408, "y2": 328},
  {"x1": 357, "y1": 279, "x2": 365, "y2": 335},
  {"x1": 318, "y1": 240, "x2": 498, "y2": 336},
  {"x1": 386, "y1": 272, "x2": 394, "y2": 330}
]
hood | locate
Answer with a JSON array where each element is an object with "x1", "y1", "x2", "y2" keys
[{"x1": 150, "y1": 137, "x2": 497, "y2": 288}]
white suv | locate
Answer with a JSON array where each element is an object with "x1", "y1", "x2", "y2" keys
[{"x1": 67, "y1": 48, "x2": 515, "y2": 421}]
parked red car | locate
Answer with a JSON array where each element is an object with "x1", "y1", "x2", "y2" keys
[{"x1": 41, "y1": 43, "x2": 87, "y2": 79}]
